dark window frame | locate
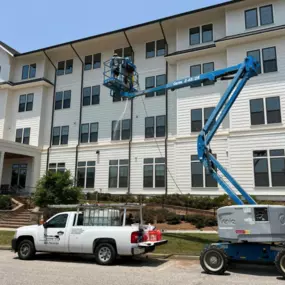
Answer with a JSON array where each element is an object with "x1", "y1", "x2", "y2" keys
[
  {"x1": 262, "y1": 46, "x2": 278, "y2": 73},
  {"x1": 18, "y1": 93, "x2": 34, "y2": 112},
  {"x1": 146, "y1": 41, "x2": 155, "y2": 58},
  {"x1": 145, "y1": 76, "x2": 155, "y2": 98},
  {"x1": 52, "y1": 126, "x2": 69, "y2": 146},
  {"x1": 143, "y1": 158, "x2": 165, "y2": 188},
  {"x1": 57, "y1": 59, "x2": 73, "y2": 75},
  {"x1": 15, "y1": 128, "x2": 30, "y2": 145},
  {"x1": 260, "y1": 5, "x2": 274, "y2": 26},
  {"x1": 48, "y1": 162, "x2": 66, "y2": 174},
  {"x1": 77, "y1": 161, "x2": 96, "y2": 189},
  {"x1": 21, "y1": 64, "x2": 36, "y2": 80},
  {"x1": 108, "y1": 159, "x2": 129, "y2": 188},
  {"x1": 245, "y1": 8, "x2": 258, "y2": 29}
]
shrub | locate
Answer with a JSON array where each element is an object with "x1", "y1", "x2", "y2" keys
[
  {"x1": 185, "y1": 214, "x2": 217, "y2": 228},
  {"x1": 33, "y1": 170, "x2": 83, "y2": 207},
  {"x1": 0, "y1": 195, "x2": 12, "y2": 210},
  {"x1": 166, "y1": 213, "x2": 181, "y2": 225}
]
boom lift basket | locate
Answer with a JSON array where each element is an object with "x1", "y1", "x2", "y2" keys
[{"x1": 103, "y1": 57, "x2": 139, "y2": 99}]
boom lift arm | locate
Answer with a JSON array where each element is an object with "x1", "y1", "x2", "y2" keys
[{"x1": 103, "y1": 56, "x2": 260, "y2": 205}]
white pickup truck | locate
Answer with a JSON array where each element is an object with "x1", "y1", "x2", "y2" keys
[{"x1": 11, "y1": 204, "x2": 167, "y2": 265}]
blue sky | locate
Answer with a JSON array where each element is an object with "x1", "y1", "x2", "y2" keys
[{"x1": 3, "y1": 0, "x2": 229, "y2": 53}]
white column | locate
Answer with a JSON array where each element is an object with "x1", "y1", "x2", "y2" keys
[
  {"x1": 0, "y1": 151, "x2": 4, "y2": 186},
  {"x1": 30, "y1": 154, "x2": 41, "y2": 193}
]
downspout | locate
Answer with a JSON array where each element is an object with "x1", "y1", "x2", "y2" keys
[
  {"x1": 43, "y1": 50, "x2": 57, "y2": 173},
  {"x1": 159, "y1": 21, "x2": 169, "y2": 196},
  {"x1": 124, "y1": 31, "x2": 134, "y2": 195},
  {"x1": 70, "y1": 44, "x2": 84, "y2": 184}
]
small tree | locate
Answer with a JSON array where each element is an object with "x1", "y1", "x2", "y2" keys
[{"x1": 33, "y1": 170, "x2": 83, "y2": 207}]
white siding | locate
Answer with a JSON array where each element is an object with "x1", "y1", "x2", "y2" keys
[
  {"x1": 175, "y1": 137, "x2": 228, "y2": 194},
  {"x1": 228, "y1": 132, "x2": 285, "y2": 195},
  {"x1": 176, "y1": 52, "x2": 228, "y2": 137},
  {"x1": 0, "y1": 90, "x2": 8, "y2": 139},
  {"x1": 225, "y1": 0, "x2": 284, "y2": 36},
  {"x1": 3, "y1": 86, "x2": 43, "y2": 146},
  {"x1": 227, "y1": 36, "x2": 285, "y2": 132},
  {"x1": 0, "y1": 48, "x2": 11, "y2": 82}
]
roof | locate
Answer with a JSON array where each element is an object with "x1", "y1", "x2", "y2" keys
[
  {"x1": 13, "y1": 0, "x2": 243, "y2": 57},
  {"x1": 0, "y1": 41, "x2": 19, "y2": 56}
]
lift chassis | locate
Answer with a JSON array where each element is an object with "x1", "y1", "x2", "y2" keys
[{"x1": 103, "y1": 55, "x2": 285, "y2": 277}]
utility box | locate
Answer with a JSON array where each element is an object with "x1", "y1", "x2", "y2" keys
[{"x1": 217, "y1": 205, "x2": 285, "y2": 242}]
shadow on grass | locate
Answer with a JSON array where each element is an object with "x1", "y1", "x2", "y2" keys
[
  {"x1": 163, "y1": 233, "x2": 218, "y2": 244},
  {"x1": 13, "y1": 253, "x2": 167, "y2": 268}
]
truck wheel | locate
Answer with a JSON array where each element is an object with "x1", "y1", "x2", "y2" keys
[
  {"x1": 18, "y1": 240, "x2": 35, "y2": 260},
  {"x1": 94, "y1": 243, "x2": 116, "y2": 265},
  {"x1": 200, "y1": 245, "x2": 228, "y2": 275},
  {"x1": 275, "y1": 249, "x2": 285, "y2": 278}
]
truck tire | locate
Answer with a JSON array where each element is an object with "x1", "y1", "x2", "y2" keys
[
  {"x1": 94, "y1": 243, "x2": 116, "y2": 265},
  {"x1": 200, "y1": 245, "x2": 228, "y2": 275},
  {"x1": 275, "y1": 249, "x2": 285, "y2": 278},
  {"x1": 17, "y1": 239, "x2": 36, "y2": 260}
]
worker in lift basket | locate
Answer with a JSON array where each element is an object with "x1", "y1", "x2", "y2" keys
[{"x1": 110, "y1": 53, "x2": 121, "y2": 79}]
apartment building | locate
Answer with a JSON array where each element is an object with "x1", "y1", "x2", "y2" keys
[{"x1": 0, "y1": 0, "x2": 284, "y2": 199}]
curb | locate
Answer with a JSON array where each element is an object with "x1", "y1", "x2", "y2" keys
[
  {"x1": 146, "y1": 253, "x2": 199, "y2": 260},
  {"x1": 0, "y1": 246, "x2": 11, "y2": 250}
]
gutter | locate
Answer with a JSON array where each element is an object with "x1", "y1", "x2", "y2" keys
[
  {"x1": 70, "y1": 44, "x2": 84, "y2": 184},
  {"x1": 159, "y1": 21, "x2": 169, "y2": 196},
  {"x1": 43, "y1": 51, "x2": 57, "y2": 173},
  {"x1": 124, "y1": 31, "x2": 134, "y2": 195}
]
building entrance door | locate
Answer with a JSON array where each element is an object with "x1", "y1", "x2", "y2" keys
[{"x1": 11, "y1": 164, "x2": 27, "y2": 188}]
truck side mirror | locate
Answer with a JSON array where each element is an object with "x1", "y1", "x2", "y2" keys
[{"x1": 43, "y1": 222, "x2": 48, "y2": 229}]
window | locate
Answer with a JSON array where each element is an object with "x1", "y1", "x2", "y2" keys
[
  {"x1": 145, "y1": 74, "x2": 166, "y2": 97},
  {"x1": 56, "y1": 59, "x2": 73, "y2": 76},
  {"x1": 156, "y1": 39, "x2": 166, "y2": 56},
  {"x1": 111, "y1": 119, "x2": 130, "y2": 141},
  {"x1": 260, "y1": 5, "x2": 274, "y2": 26},
  {"x1": 21, "y1": 64, "x2": 36, "y2": 80},
  {"x1": 253, "y1": 149, "x2": 285, "y2": 187},
  {"x1": 247, "y1": 50, "x2": 261, "y2": 74},
  {"x1": 83, "y1": 85, "x2": 100, "y2": 106},
  {"x1": 245, "y1": 5, "x2": 273, "y2": 29},
  {"x1": 144, "y1": 158, "x2": 165, "y2": 188},
  {"x1": 52, "y1": 126, "x2": 69, "y2": 145},
  {"x1": 114, "y1": 47, "x2": 133, "y2": 62},
  {"x1": 55, "y1": 90, "x2": 71, "y2": 110},
  {"x1": 156, "y1": 74, "x2": 166, "y2": 96},
  {"x1": 80, "y1": 122, "x2": 99, "y2": 143},
  {"x1": 145, "y1": 76, "x2": 155, "y2": 98},
  {"x1": 48, "y1": 163, "x2": 66, "y2": 173},
  {"x1": 262, "y1": 47, "x2": 277, "y2": 73},
  {"x1": 146, "y1": 40, "x2": 165, "y2": 58},
  {"x1": 190, "y1": 62, "x2": 214, "y2": 88},
  {"x1": 190, "y1": 24, "x2": 213, "y2": 45},
  {"x1": 190, "y1": 65, "x2": 201, "y2": 88},
  {"x1": 145, "y1": 115, "x2": 165, "y2": 138},
  {"x1": 245, "y1": 8, "x2": 258, "y2": 29},
  {"x1": 191, "y1": 107, "x2": 215, "y2": 132},
  {"x1": 108, "y1": 160, "x2": 129, "y2": 188},
  {"x1": 247, "y1": 47, "x2": 277, "y2": 74},
  {"x1": 46, "y1": 214, "x2": 68, "y2": 228},
  {"x1": 15, "y1": 128, "x2": 30, "y2": 145},
  {"x1": 18, "y1": 93, "x2": 34, "y2": 112},
  {"x1": 250, "y1": 96, "x2": 281, "y2": 125},
  {"x1": 146, "y1": 42, "x2": 155, "y2": 58},
  {"x1": 191, "y1": 155, "x2": 217, "y2": 187},
  {"x1": 77, "y1": 161, "x2": 96, "y2": 188},
  {"x1": 84, "y1": 53, "x2": 101, "y2": 70},
  {"x1": 203, "y1": 62, "x2": 215, "y2": 86}
]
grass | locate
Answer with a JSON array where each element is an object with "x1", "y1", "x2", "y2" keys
[
  {"x1": 0, "y1": 231, "x2": 15, "y2": 246},
  {"x1": 155, "y1": 233, "x2": 219, "y2": 255},
  {"x1": 0, "y1": 231, "x2": 218, "y2": 256}
]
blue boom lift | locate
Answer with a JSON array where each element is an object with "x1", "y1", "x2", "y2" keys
[{"x1": 103, "y1": 55, "x2": 285, "y2": 277}]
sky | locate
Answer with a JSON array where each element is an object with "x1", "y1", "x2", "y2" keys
[{"x1": 2, "y1": 0, "x2": 229, "y2": 53}]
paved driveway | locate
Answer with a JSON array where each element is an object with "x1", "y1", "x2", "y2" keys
[{"x1": 0, "y1": 250, "x2": 283, "y2": 285}]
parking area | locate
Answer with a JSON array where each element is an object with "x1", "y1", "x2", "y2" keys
[{"x1": 0, "y1": 250, "x2": 283, "y2": 285}]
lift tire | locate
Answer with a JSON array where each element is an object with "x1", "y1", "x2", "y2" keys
[
  {"x1": 275, "y1": 249, "x2": 285, "y2": 278},
  {"x1": 94, "y1": 243, "x2": 116, "y2": 266},
  {"x1": 200, "y1": 245, "x2": 228, "y2": 275},
  {"x1": 17, "y1": 239, "x2": 36, "y2": 260}
]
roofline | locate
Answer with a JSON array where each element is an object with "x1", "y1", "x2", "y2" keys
[{"x1": 15, "y1": 0, "x2": 244, "y2": 57}]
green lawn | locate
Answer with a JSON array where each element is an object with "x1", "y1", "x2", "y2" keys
[
  {"x1": 0, "y1": 231, "x2": 218, "y2": 256},
  {"x1": 155, "y1": 233, "x2": 219, "y2": 255},
  {"x1": 0, "y1": 231, "x2": 14, "y2": 246}
]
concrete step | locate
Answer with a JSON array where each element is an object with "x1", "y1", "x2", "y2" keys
[
  {"x1": 0, "y1": 224, "x2": 31, "y2": 229},
  {"x1": 4, "y1": 218, "x2": 31, "y2": 223},
  {"x1": 0, "y1": 221, "x2": 33, "y2": 226}
]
